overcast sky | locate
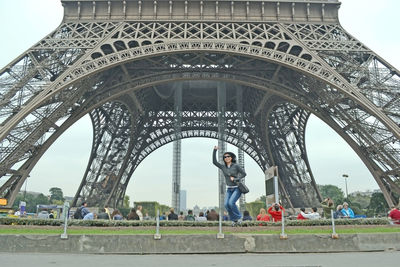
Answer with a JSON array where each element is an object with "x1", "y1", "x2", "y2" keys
[{"x1": 0, "y1": 0, "x2": 399, "y2": 208}]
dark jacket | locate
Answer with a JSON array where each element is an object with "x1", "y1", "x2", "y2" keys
[
  {"x1": 212, "y1": 149, "x2": 246, "y2": 186},
  {"x1": 206, "y1": 210, "x2": 219, "y2": 221},
  {"x1": 168, "y1": 212, "x2": 178, "y2": 220}
]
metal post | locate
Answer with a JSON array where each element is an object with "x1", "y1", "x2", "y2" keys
[
  {"x1": 331, "y1": 209, "x2": 339, "y2": 239},
  {"x1": 279, "y1": 209, "x2": 288, "y2": 239},
  {"x1": 60, "y1": 201, "x2": 70, "y2": 239},
  {"x1": 216, "y1": 82, "x2": 226, "y2": 239},
  {"x1": 342, "y1": 174, "x2": 349, "y2": 199},
  {"x1": 236, "y1": 85, "x2": 246, "y2": 213},
  {"x1": 154, "y1": 209, "x2": 161, "y2": 240},
  {"x1": 273, "y1": 175, "x2": 279, "y2": 204}
]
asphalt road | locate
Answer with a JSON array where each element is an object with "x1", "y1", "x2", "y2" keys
[{"x1": 1, "y1": 251, "x2": 399, "y2": 267}]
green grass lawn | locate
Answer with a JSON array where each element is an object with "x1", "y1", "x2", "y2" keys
[{"x1": 1, "y1": 226, "x2": 399, "y2": 235}]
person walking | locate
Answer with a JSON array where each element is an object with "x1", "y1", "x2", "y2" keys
[{"x1": 212, "y1": 146, "x2": 247, "y2": 226}]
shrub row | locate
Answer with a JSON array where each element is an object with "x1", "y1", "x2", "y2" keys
[{"x1": 0, "y1": 217, "x2": 391, "y2": 227}]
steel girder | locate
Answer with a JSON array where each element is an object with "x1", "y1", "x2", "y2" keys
[{"x1": 1, "y1": 1, "x2": 400, "y2": 208}]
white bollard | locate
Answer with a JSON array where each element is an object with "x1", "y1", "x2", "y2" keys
[
  {"x1": 154, "y1": 209, "x2": 161, "y2": 240},
  {"x1": 217, "y1": 208, "x2": 224, "y2": 239},
  {"x1": 280, "y1": 209, "x2": 288, "y2": 240},
  {"x1": 60, "y1": 201, "x2": 70, "y2": 239},
  {"x1": 331, "y1": 209, "x2": 339, "y2": 239}
]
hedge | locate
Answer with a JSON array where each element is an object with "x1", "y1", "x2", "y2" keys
[{"x1": 0, "y1": 217, "x2": 392, "y2": 227}]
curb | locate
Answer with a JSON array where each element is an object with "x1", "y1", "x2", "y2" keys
[{"x1": 1, "y1": 233, "x2": 399, "y2": 254}]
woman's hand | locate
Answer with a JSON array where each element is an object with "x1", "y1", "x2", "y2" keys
[{"x1": 214, "y1": 146, "x2": 218, "y2": 150}]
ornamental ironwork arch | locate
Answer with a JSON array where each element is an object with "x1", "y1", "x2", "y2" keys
[{"x1": 0, "y1": 0, "x2": 399, "y2": 209}]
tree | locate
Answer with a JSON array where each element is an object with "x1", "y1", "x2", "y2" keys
[
  {"x1": 367, "y1": 192, "x2": 389, "y2": 217},
  {"x1": 49, "y1": 187, "x2": 64, "y2": 203},
  {"x1": 349, "y1": 193, "x2": 371, "y2": 209},
  {"x1": 12, "y1": 192, "x2": 50, "y2": 213},
  {"x1": 245, "y1": 200, "x2": 265, "y2": 218},
  {"x1": 123, "y1": 195, "x2": 130, "y2": 208},
  {"x1": 257, "y1": 195, "x2": 267, "y2": 204},
  {"x1": 318, "y1": 184, "x2": 345, "y2": 206}
]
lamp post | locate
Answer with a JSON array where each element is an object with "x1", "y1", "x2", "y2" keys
[{"x1": 342, "y1": 174, "x2": 349, "y2": 199}]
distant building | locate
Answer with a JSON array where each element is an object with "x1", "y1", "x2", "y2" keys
[
  {"x1": 193, "y1": 205, "x2": 201, "y2": 216},
  {"x1": 179, "y1": 190, "x2": 187, "y2": 212}
]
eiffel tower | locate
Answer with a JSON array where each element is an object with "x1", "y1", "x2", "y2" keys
[{"x1": 1, "y1": 0, "x2": 399, "y2": 210}]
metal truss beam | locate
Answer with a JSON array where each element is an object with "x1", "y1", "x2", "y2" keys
[{"x1": 1, "y1": 0, "x2": 400, "y2": 209}]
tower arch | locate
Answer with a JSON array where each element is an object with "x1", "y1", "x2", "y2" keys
[{"x1": 1, "y1": 0, "x2": 399, "y2": 208}]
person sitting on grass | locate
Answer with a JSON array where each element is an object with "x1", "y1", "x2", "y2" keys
[
  {"x1": 257, "y1": 208, "x2": 271, "y2": 224},
  {"x1": 388, "y1": 206, "x2": 400, "y2": 224},
  {"x1": 334, "y1": 205, "x2": 344, "y2": 219},
  {"x1": 195, "y1": 211, "x2": 207, "y2": 222},
  {"x1": 297, "y1": 208, "x2": 308, "y2": 220},
  {"x1": 127, "y1": 208, "x2": 140, "y2": 220},
  {"x1": 242, "y1": 210, "x2": 253, "y2": 221},
  {"x1": 301, "y1": 207, "x2": 321, "y2": 220},
  {"x1": 111, "y1": 209, "x2": 124, "y2": 220},
  {"x1": 341, "y1": 202, "x2": 355, "y2": 218},
  {"x1": 168, "y1": 208, "x2": 178, "y2": 220},
  {"x1": 185, "y1": 210, "x2": 195, "y2": 221}
]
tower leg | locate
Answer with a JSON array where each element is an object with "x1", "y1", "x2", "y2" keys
[{"x1": 172, "y1": 83, "x2": 182, "y2": 212}]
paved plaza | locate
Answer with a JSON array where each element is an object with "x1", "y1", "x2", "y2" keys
[{"x1": 1, "y1": 251, "x2": 399, "y2": 267}]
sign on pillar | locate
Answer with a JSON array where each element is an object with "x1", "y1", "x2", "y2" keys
[{"x1": 265, "y1": 166, "x2": 279, "y2": 207}]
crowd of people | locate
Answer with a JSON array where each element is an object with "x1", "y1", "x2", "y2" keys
[{"x1": 8, "y1": 197, "x2": 400, "y2": 225}]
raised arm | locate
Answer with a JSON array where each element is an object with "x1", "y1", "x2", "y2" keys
[
  {"x1": 212, "y1": 147, "x2": 223, "y2": 169},
  {"x1": 301, "y1": 211, "x2": 312, "y2": 219}
]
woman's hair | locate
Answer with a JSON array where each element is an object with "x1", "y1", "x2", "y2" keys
[
  {"x1": 111, "y1": 209, "x2": 120, "y2": 217},
  {"x1": 336, "y1": 205, "x2": 343, "y2": 211},
  {"x1": 259, "y1": 208, "x2": 266, "y2": 214},
  {"x1": 223, "y1": 152, "x2": 237, "y2": 165}
]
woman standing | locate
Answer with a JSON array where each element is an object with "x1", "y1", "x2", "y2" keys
[{"x1": 212, "y1": 146, "x2": 247, "y2": 226}]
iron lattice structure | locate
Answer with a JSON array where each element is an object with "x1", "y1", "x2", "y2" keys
[{"x1": 1, "y1": 0, "x2": 400, "y2": 208}]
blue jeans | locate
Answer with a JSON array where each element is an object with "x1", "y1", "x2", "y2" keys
[{"x1": 224, "y1": 187, "x2": 242, "y2": 221}]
